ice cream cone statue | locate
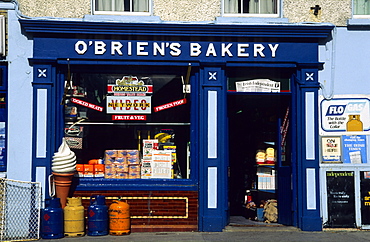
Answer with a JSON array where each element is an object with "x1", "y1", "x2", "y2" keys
[{"x1": 51, "y1": 138, "x2": 77, "y2": 208}]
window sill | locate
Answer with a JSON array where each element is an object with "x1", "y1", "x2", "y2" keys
[
  {"x1": 83, "y1": 15, "x2": 161, "y2": 23},
  {"x1": 216, "y1": 17, "x2": 288, "y2": 24},
  {"x1": 73, "y1": 177, "x2": 198, "y2": 191},
  {"x1": 347, "y1": 18, "x2": 370, "y2": 29}
]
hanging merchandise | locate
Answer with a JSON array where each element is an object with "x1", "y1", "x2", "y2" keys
[
  {"x1": 64, "y1": 119, "x2": 86, "y2": 149},
  {"x1": 265, "y1": 147, "x2": 276, "y2": 164},
  {"x1": 256, "y1": 150, "x2": 266, "y2": 165}
]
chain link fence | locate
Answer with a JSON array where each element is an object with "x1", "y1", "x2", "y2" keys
[{"x1": 0, "y1": 178, "x2": 42, "y2": 241}]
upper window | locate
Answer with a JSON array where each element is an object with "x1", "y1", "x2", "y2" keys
[
  {"x1": 223, "y1": 0, "x2": 279, "y2": 17},
  {"x1": 353, "y1": 0, "x2": 370, "y2": 17},
  {"x1": 93, "y1": 0, "x2": 151, "y2": 15}
]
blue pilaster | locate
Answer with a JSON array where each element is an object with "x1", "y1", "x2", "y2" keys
[
  {"x1": 294, "y1": 67, "x2": 322, "y2": 231},
  {"x1": 31, "y1": 64, "x2": 56, "y2": 194},
  {"x1": 198, "y1": 66, "x2": 228, "y2": 232}
]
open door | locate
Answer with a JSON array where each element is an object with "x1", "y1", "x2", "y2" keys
[
  {"x1": 277, "y1": 107, "x2": 293, "y2": 225},
  {"x1": 227, "y1": 94, "x2": 293, "y2": 225}
]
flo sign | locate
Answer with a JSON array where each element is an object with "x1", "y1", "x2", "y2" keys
[
  {"x1": 34, "y1": 38, "x2": 318, "y2": 63},
  {"x1": 320, "y1": 96, "x2": 370, "y2": 134}
]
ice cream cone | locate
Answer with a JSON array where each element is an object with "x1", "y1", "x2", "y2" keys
[{"x1": 52, "y1": 172, "x2": 75, "y2": 208}]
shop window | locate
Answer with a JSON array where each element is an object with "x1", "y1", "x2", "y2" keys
[
  {"x1": 223, "y1": 0, "x2": 279, "y2": 17},
  {"x1": 63, "y1": 70, "x2": 191, "y2": 180},
  {"x1": 353, "y1": 0, "x2": 370, "y2": 17},
  {"x1": 92, "y1": 0, "x2": 151, "y2": 15}
]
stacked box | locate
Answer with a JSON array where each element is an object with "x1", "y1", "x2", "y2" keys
[
  {"x1": 84, "y1": 164, "x2": 94, "y2": 177},
  {"x1": 116, "y1": 172, "x2": 129, "y2": 179},
  {"x1": 104, "y1": 150, "x2": 117, "y2": 164},
  {"x1": 76, "y1": 164, "x2": 84, "y2": 177},
  {"x1": 104, "y1": 164, "x2": 115, "y2": 178},
  {"x1": 94, "y1": 164, "x2": 105, "y2": 178},
  {"x1": 129, "y1": 164, "x2": 141, "y2": 179},
  {"x1": 104, "y1": 149, "x2": 141, "y2": 179}
]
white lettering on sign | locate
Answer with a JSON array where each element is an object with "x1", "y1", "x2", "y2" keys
[
  {"x1": 70, "y1": 98, "x2": 103, "y2": 112},
  {"x1": 238, "y1": 44, "x2": 249, "y2": 57},
  {"x1": 190, "y1": 43, "x2": 201, "y2": 57},
  {"x1": 111, "y1": 41, "x2": 123, "y2": 55},
  {"x1": 221, "y1": 43, "x2": 233, "y2": 57},
  {"x1": 154, "y1": 98, "x2": 187, "y2": 112},
  {"x1": 112, "y1": 115, "x2": 146, "y2": 121},
  {"x1": 74, "y1": 41, "x2": 280, "y2": 58}
]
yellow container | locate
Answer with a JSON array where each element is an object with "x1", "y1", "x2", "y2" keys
[
  {"x1": 64, "y1": 197, "x2": 85, "y2": 237},
  {"x1": 109, "y1": 200, "x2": 130, "y2": 235},
  {"x1": 347, "y1": 115, "x2": 363, "y2": 132}
]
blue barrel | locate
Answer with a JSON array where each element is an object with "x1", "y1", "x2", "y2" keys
[
  {"x1": 41, "y1": 198, "x2": 64, "y2": 239},
  {"x1": 87, "y1": 195, "x2": 108, "y2": 236}
]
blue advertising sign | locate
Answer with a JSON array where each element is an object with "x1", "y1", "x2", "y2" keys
[
  {"x1": 342, "y1": 135, "x2": 367, "y2": 164},
  {"x1": 33, "y1": 38, "x2": 318, "y2": 63}
]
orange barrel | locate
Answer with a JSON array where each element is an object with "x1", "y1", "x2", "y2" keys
[
  {"x1": 64, "y1": 197, "x2": 85, "y2": 237},
  {"x1": 109, "y1": 200, "x2": 130, "y2": 235}
]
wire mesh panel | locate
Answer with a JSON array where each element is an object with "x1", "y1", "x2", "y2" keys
[{"x1": 0, "y1": 178, "x2": 41, "y2": 241}]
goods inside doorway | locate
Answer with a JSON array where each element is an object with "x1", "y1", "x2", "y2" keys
[{"x1": 227, "y1": 93, "x2": 291, "y2": 225}]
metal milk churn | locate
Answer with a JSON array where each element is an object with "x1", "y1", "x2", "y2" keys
[
  {"x1": 109, "y1": 200, "x2": 130, "y2": 235},
  {"x1": 41, "y1": 197, "x2": 64, "y2": 239},
  {"x1": 87, "y1": 195, "x2": 108, "y2": 236},
  {"x1": 64, "y1": 197, "x2": 85, "y2": 237}
]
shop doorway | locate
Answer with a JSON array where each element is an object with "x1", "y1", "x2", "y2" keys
[{"x1": 227, "y1": 93, "x2": 292, "y2": 225}]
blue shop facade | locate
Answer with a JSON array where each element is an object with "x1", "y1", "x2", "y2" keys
[{"x1": 19, "y1": 19, "x2": 333, "y2": 232}]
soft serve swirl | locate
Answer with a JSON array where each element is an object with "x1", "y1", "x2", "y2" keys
[{"x1": 52, "y1": 138, "x2": 77, "y2": 173}]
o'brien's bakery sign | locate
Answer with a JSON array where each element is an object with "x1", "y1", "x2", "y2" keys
[
  {"x1": 34, "y1": 39, "x2": 318, "y2": 62},
  {"x1": 74, "y1": 40, "x2": 279, "y2": 58}
]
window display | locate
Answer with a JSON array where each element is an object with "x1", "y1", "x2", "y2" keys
[{"x1": 63, "y1": 71, "x2": 191, "y2": 180}]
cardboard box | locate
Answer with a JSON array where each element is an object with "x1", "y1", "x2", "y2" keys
[
  {"x1": 127, "y1": 157, "x2": 140, "y2": 165},
  {"x1": 104, "y1": 150, "x2": 117, "y2": 159},
  {"x1": 84, "y1": 164, "x2": 94, "y2": 177},
  {"x1": 116, "y1": 172, "x2": 128, "y2": 179},
  {"x1": 129, "y1": 172, "x2": 140, "y2": 179},
  {"x1": 94, "y1": 164, "x2": 105, "y2": 178},
  {"x1": 76, "y1": 164, "x2": 84, "y2": 177}
]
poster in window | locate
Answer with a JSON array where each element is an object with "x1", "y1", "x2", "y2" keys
[
  {"x1": 325, "y1": 171, "x2": 355, "y2": 228},
  {"x1": 360, "y1": 171, "x2": 370, "y2": 225},
  {"x1": 321, "y1": 136, "x2": 341, "y2": 163},
  {"x1": 151, "y1": 150, "x2": 172, "y2": 179},
  {"x1": 342, "y1": 135, "x2": 367, "y2": 164}
]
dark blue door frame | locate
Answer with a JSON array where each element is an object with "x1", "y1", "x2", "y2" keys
[{"x1": 198, "y1": 65, "x2": 322, "y2": 232}]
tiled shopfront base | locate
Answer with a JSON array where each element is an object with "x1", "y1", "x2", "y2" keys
[{"x1": 72, "y1": 190, "x2": 198, "y2": 232}]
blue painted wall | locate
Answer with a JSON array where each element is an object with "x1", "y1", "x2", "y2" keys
[
  {"x1": 6, "y1": 10, "x2": 33, "y2": 181},
  {"x1": 319, "y1": 27, "x2": 370, "y2": 97}
]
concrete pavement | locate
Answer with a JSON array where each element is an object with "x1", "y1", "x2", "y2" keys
[{"x1": 40, "y1": 226, "x2": 370, "y2": 242}]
